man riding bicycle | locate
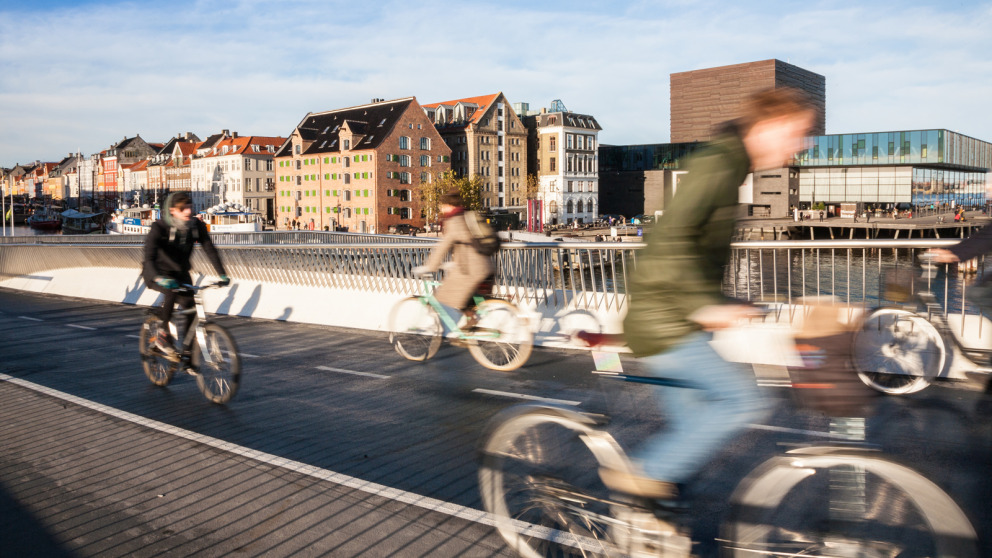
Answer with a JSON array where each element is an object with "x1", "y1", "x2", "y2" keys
[
  {"x1": 606, "y1": 88, "x2": 816, "y2": 503},
  {"x1": 143, "y1": 192, "x2": 229, "y2": 360}
]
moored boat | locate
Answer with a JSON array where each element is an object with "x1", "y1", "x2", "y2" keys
[
  {"x1": 26, "y1": 207, "x2": 62, "y2": 230},
  {"x1": 199, "y1": 202, "x2": 262, "y2": 233},
  {"x1": 60, "y1": 209, "x2": 105, "y2": 235},
  {"x1": 107, "y1": 205, "x2": 159, "y2": 235}
]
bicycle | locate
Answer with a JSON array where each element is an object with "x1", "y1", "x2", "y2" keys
[
  {"x1": 139, "y1": 281, "x2": 241, "y2": 404},
  {"x1": 388, "y1": 274, "x2": 533, "y2": 371},
  {"x1": 852, "y1": 254, "x2": 992, "y2": 395},
  {"x1": 478, "y1": 331, "x2": 979, "y2": 557}
]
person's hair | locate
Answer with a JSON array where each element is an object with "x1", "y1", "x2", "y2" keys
[
  {"x1": 441, "y1": 188, "x2": 463, "y2": 207},
  {"x1": 169, "y1": 192, "x2": 192, "y2": 209},
  {"x1": 737, "y1": 87, "x2": 814, "y2": 135}
]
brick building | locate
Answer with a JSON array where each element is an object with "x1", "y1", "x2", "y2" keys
[
  {"x1": 274, "y1": 98, "x2": 450, "y2": 232},
  {"x1": 670, "y1": 59, "x2": 826, "y2": 143},
  {"x1": 421, "y1": 92, "x2": 528, "y2": 210}
]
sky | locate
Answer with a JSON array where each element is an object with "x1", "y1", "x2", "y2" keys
[{"x1": 2, "y1": 0, "x2": 991, "y2": 168}]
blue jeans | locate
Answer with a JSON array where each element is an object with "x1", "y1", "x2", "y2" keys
[{"x1": 634, "y1": 331, "x2": 770, "y2": 484}]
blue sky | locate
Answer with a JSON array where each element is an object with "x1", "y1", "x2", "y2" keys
[{"x1": 1, "y1": 0, "x2": 991, "y2": 167}]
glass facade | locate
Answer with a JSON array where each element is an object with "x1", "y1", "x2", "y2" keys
[
  {"x1": 599, "y1": 143, "x2": 701, "y2": 172},
  {"x1": 794, "y1": 129, "x2": 991, "y2": 208}
]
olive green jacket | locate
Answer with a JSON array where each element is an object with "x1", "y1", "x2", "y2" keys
[{"x1": 623, "y1": 131, "x2": 751, "y2": 357}]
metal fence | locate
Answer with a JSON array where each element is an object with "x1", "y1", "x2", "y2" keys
[
  {"x1": 0, "y1": 231, "x2": 437, "y2": 246},
  {"x1": 1, "y1": 239, "x2": 985, "y2": 316}
]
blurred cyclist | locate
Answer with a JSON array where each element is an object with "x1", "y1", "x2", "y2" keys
[
  {"x1": 143, "y1": 192, "x2": 229, "y2": 360},
  {"x1": 412, "y1": 188, "x2": 494, "y2": 330},
  {"x1": 604, "y1": 88, "x2": 816, "y2": 502}
]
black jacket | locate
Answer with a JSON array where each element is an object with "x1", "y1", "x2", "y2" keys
[{"x1": 142, "y1": 218, "x2": 226, "y2": 284}]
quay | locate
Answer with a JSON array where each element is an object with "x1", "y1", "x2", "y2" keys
[{"x1": 737, "y1": 209, "x2": 991, "y2": 241}]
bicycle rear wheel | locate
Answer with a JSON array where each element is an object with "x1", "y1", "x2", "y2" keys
[
  {"x1": 191, "y1": 323, "x2": 241, "y2": 404},
  {"x1": 388, "y1": 296, "x2": 442, "y2": 361},
  {"x1": 467, "y1": 299, "x2": 533, "y2": 371},
  {"x1": 853, "y1": 308, "x2": 946, "y2": 395},
  {"x1": 479, "y1": 406, "x2": 628, "y2": 557},
  {"x1": 722, "y1": 449, "x2": 978, "y2": 557},
  {"x1": 139, "y1": 315, "x2": 178, "y2": 386}
]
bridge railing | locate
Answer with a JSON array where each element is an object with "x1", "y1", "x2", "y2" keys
[
  {"x1": 0, "y1": 231, "x2": 437, "y2": 246},
  {"x1": 1, "y1": 238, "x2": 987, "y2": 318}
]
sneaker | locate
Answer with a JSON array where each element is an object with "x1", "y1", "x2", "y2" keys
[
  {"x1": 153, "y1": 332, "x2": 181, "y2": 362},
  {"x1": 599, "y1": 466, "x2": 680, "y2": 500}
]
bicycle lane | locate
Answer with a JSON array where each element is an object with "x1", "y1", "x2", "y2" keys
[{"x1": 0, "y1": 376, "x2": 515, "y2": 557}]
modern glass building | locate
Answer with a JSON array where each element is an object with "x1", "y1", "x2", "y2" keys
[
  {"x1": 599, "y1": 142, "x2": 702, "y2": 172},
  {"x1": 793, "y1": 129, "x2": 991, "y2": 208}
]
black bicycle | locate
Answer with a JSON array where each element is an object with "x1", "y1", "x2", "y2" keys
[{"x1": 139, "y1": 282, "x2": 241, "y2": 404}]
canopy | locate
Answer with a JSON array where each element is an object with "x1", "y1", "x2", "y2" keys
[{"x1": 61, "y1": 209, "x2": 104, "y2": 219}]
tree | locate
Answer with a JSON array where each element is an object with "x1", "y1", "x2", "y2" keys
[
  {"x1": 524, "y1": 173, "x2": 540, "y2": 200},
  {"x1": 420, "y1": 171, "x2": 484, "y2": 228}
]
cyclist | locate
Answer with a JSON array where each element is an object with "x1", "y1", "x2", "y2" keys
[
  {"x1": 605, "y1": 88, "x2": 816, "y2": 502},
  {"x1": 143, "y1": 192, "x2": 229, "y2": 360},
  {"x1": 412, "y1": 189, "x2": 493, "y2": 330}
]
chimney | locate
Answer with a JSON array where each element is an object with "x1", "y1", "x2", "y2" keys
[
  {"x1": 223, "y1": 129, "x2": 230, "y2": 137},
  {"x1": 233, "y1": 131, "x2": 238, "y2": 138}
]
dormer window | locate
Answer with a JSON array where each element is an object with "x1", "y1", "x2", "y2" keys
[{"x1": 344, "y1": 139, "x2": 350, "y2": 150}]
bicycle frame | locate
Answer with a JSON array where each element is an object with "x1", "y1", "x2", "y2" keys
[
  {"x1": 415, "y1": 278, "x2": 501, "y2": 340},
  {"x1": 168, "y1": 284, "x2": 219, "y2": 367}
]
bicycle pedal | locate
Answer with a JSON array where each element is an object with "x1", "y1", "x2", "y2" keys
[
  {"x1": 184, "y1": 367, "x2": 200, "y2": 376},
  {"x1": 612, "y1": 508, "x2": 691, "y2": 558}
]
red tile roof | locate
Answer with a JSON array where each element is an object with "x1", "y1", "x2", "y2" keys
[{"x1": 422, "y1": 93, "x2": 501, "y2": 125}]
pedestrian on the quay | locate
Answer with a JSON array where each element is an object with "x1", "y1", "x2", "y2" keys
[{"x1": 819, "y1": 210, "x2": 824, "y2": 222}]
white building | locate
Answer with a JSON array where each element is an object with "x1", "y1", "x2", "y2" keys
[
  {"x1": 520, "y1": 102, "x2": 601, "y2": 226},
  {"x1": 190, "y1": 133, "x2": 284, "y2": 223}
]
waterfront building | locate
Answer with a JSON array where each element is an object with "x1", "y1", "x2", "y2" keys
[
  {"x1": 275, "y1": 97, "x2": 450, "y2": 232},
  {"x1": 123, "y1": 160, "x2": 148, "y2": 207},
  {"x1": 670, "y1": 59, "x2": 826, "y2": 143},
  {"x1": 598, "y1": 143, "x2": 702, "y2": 218},
  {"x1": 98, "y1": 135, "x2": 158, "y2": 210},
  {"x1": 794, "y1": 129, "x2": 992, "y2": 211},
  {"x1": 519, "y1": 100, "x2": 602, "y2": 226},
  {"x1": 189, "y1": 133, "x2": 284, "y2": 222},
  {"x1": 421, "y1": 92, "x2": 529, "y2": 210}
]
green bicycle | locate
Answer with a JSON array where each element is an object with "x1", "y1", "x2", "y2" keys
[{"x1": 388, "y1": 274, "x2": 533, "y2": 371}]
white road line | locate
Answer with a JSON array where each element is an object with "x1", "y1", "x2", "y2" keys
[
  {"x1": 472, "y1": 388, "x2": 581, "y2": 406},
  {"x1": 240, "y1": 353, "x2": 260, "y2": 359},
  {"x1": 66, "y1": 324, "x2": 96, "y2": 331},
  {"x1": 0, "y1": 372, "x2": 600, "y2": 551},
  {"x1": 126, "y1": 335, "x2": 141, "y2": 339},
  {"x1": 316, "y1": 366, "x2": 390, "y2": 379},
  {"x1": 18, "y1": 316, "x2": 43, "y2": 322},
  {"x1": 748, "y1": 423, "x2": 850, "y2": 439}
]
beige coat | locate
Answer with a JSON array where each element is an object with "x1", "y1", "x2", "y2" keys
[{"x1": 424, "y1": 211, "x2": 495, "y2": 309}]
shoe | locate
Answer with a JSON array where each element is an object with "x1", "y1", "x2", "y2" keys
[
  {"x1": 153, "y1": 332, "x2": 181, "y2": 362},
  {"x1": 599, "y1": 466, "x2": 680, "y2": 500},
  {"x1": 184, "y1": 366, "x2": 199, "y2": 376}
]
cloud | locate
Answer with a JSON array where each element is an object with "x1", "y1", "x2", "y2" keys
[{"x1": 1, "y1": 0, "x2": 991, "y2": 167}]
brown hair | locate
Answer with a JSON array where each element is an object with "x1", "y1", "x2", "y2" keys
[
  {"x1": 737, "y1": 87, "x2": 814, "y2": 134},
  {"x1": 441, "y1": 188, "x2": 463, "y2": 207}
]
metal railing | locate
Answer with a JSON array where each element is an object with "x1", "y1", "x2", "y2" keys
[
  {"x1": 1, "y1": 239, "x2": 985, "y2": 317},
  {"x1": 0, "y1": 230, "x2": 437, "y2": 246}
]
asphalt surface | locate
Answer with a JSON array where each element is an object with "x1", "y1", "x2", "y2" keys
[{"x1": 1, "y1": 287, "x2": 990, "y2": 557}]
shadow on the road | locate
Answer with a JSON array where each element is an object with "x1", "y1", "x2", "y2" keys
[{"x1": 0, "y1": 480, "x2": 78, "y2": 558}]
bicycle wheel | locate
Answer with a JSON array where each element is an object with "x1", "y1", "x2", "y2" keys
[
  {"x1": 479, "y1": 406, "x2": 629, "y2": 557},
  {"x1": 853, "y1": 308, "x2": 946, "y2": 395},
  {"x1": 388, "y1": 296, "x2": 442, "y2": 361},
  {"x1": 191, "y1": 323, "x2": 241, "y2": 404},
  {"x1": 139, "y1": 315, "x2": 178, "y2": 386},
  {"x1": 467, "y1": 299, "x2": 533, "y2": 371},
  {"x1": 722, "y1": 448, "x2": 978, "y2": 557}
]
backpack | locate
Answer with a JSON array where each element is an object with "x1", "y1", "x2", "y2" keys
[{"x1": 463, "y1": 211, "x2": 501, "y2": 256}]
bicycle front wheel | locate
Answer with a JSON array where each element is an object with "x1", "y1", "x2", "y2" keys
[
  {"x1": 139, "y1": 315, "x2": 178, "y2": 386},
  {"x1": 853, "y1": 308, "x2": 946, "y2": 395},
  {"x1": 388, "y1": 296, "x2": 442, "y2": 361},
  {"x1": 191, "y1": 323, "x2": 241, "y2": 404},
  {"x1": 479, "y1": 406, "x2": 627, "y2": 557},
  {"x1": 722, "y1": 449, "x2": 978, "y2": 557},
  {"x1": 467, "y1": 299, "x2": 533, "y2": 371}
]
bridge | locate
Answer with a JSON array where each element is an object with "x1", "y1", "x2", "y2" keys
[{"x1": 1, "y1": 233, "x2": 991, "y2": 556}]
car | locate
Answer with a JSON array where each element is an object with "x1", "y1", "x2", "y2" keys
[
  {"x1": 599, "y1": 214, "x2": 626, "y2": 225},
  {"x1": 388, "y1": 223, "x2": 420, "y2": 234}
]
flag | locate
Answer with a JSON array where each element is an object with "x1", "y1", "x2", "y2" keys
[{"x1": 4, "y1": 205, "x2": 10, "y2": 222}]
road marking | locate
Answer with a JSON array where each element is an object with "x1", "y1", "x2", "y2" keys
[
  {"x1": 0, "y1": 372, "x2": 602, "y2": 552},
  {"x1": 18, "y1": 316, "x2": 43, "y2": 322},
  {"x1": 240, "y1": 353, "x2": 260, "y2": 359},
  {"x1": 472, "y1": 388, "x2": 581, "y2": 406},
  {"x1": 67, "y1": 324, "x2": 96, "y2": 331},
  {"x1": 316, "y1": 366, "x2": 389, "y2": 379},
  {"x1": 126, "y1": 335, "x2": 141, "y2": 339}
]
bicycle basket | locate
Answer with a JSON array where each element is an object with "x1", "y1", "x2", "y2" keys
[
  {"x1": 881, "y1": 266, "x2": 916, "y2": 303},
  {"x1": 788, "y1": 331, "x2": 877, "y2": 418}
]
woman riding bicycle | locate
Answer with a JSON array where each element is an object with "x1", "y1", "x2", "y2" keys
[
  {"x1": 142, "y1": 192, "x2": 229, "y2": 360},
  {"x1": 608, "y1": 88, "x2": 816, "y2": 502},
  {"x1": 412, "y1": 189, "x2": 493, "y2": 330}
]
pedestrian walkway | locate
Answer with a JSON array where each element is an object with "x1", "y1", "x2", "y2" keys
[{"x1": 0, "y1": 379, "x2": 510, "y2": 557}]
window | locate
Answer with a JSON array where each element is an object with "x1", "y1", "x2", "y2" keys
[
  {"x1": 549, "y1": 158, "x2": 556, "y2": 172},
  {"x1": 344, "y1": 157, "x2": 350, "y2": 167},
  {"x1": 399, "y1": 136, "x2": 410, "y2": 150},
  {"x1": 295, "y1": 145, "x2": 301, "y2": 154},
  {"x1": 400, "y1": 172, "x2": 411, "y2": 184},
  {"x1": 567, "y1": 134, "x2": 574, "y2": 149},
  {"x1": 344, "y1": 190, "x2": 351, "y2": 201},
  {"x1": 420, "y1": 155, "x2": 430, "y2": 167},
  {"x1": 344, "y1": 174, "x2": 351, "y2": 185},
  {"x1": 400, "y1": 155, "x2": 411, "y2": 167},
  {"x1": 549, "y1": 136, "x2": 556, "y2": 152},
  {"x1": 344, "y1": 139, "x2": 350, "y2": 150},
  {"x1": 420, "y1": 137, "x2": 430, "y2": 150}
]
